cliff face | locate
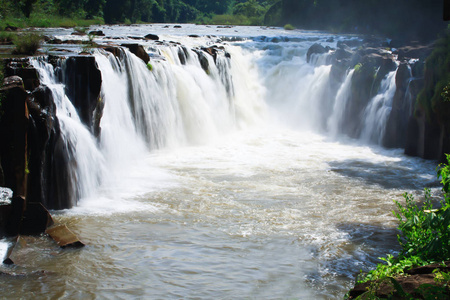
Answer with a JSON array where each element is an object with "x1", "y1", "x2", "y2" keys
[
  {"x1": 306, "y1": 37, "x2": 450, "y2": 160},
  {"x1": 0, "y1": 56, "x2": 103, "y2": 211}
]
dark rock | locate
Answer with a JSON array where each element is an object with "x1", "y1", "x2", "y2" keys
[
  {"x1": 174, "y1": 25, "x2": 182, "y2": 28},
  {"x1": 178, "y1": 46, "x2": 188, "y2": 65},
  {"x1": 62, "y1": 56, "x2": 103, "y2": 136},
  {"x1": 47, "y1": 38, "x2": 62, "y2": 44},
  {"x1": 102, "y1": 46, "x2": 122, "y2": 57},
  {"x1": 0, "y1": 76, "x2": 29, "y2": 197},
  {"x1": 4, "y1": 59, "x2": 40, "y2": 91},
  {"x1": 383, "y1": 63, "x2": 413, "y2": 148},
  {"x1": 189, "y1": 35, "x2": 200, "y2": 38},
  {"x1": 88, "y1": 30, "x2": 105, "y2": 36},
  {"x1": 347, "y1": 262, "x2": 450, "y2": 299},
  {"x1": 306, "y1": 43, "x2": 329, "y2": 63},
  {"x1": 3, "y1": 197, "x2": 25, "y2": 237},
  {"x1": 128, "y1": 36, "x2": 144, "y2": 40},
  {"x1": 2, "y1": 258, "x2": 14, "y2": 265},
  {"x1": 397, "y1": 43, "x2": 433, "y2": 61},
  {"x1": 5, "y1": 26, "x2": 18, "y2": 32},
  {"x1": 71, "y1": 31, "x2": 86, "y2": 36},
  {"x1": 335, "y1": 44, "x2": 353, "y2": 61},
  {"x1": 121, "y1": 43, "x2": 150, "y2": 64},
  {"x1": 144, "y1": 34, "x2": 159, "y2": 41},
  {"x1": 20, "y1": 202, "x2": 54, "y2": 235},
  {"x1": 27, "y1": 84, "x2": 75, "y2": 210}
]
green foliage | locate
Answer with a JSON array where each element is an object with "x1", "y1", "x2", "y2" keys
[
  {"x1": 354, "y1": 63, "x2": 363, "y2": 73},
  {"x1": 416, "y1": 29, "x2": 450, "y2": 121},
  {"x1": 358, "y1": 154, "x2": 450, "y2": 291},
  {"x1": 283, "y1": 23, "x2": 294, "y2": 30},
  {"x1": 12, "y1": 32, "x2": 43, "y2": 55}
]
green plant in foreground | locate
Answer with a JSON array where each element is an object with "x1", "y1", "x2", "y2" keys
[{"x1": 359, "y1": 155, "x2": 450, "y2": 286}]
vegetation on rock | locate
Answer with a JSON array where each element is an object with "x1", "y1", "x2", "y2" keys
[{"x1": 349, "y1": 155, "x2": 450, "y2": 298}]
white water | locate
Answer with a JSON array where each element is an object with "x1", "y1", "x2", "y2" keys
[
  {"x1": 31, "y1": 60, "x2": 106, "y2": 206},
  {"x1": 360, "y1": 71, "x2": 397, "y2": 144},
  {"x1": 2, "y1": 26, "x2": 438, "y2": 299}
]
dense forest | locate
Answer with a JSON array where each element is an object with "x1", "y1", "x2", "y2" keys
[{"x1": 0, "y1": 0, "x2": 447, "y2": 40}]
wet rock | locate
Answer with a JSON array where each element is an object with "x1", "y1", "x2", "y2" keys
[
  {"x1": 20, "y1": 203, "x2": 54, "y2": 235},
  {"x1": 145, "y1": 34, "x2": 159, "y2": 41},
  {"x1": 306, "y1": 43, "x2": 329, "y2": 63},
  {"x1": 178, "y1": 46, "x2": 188, "y2": 65},
  {"x1": 347, "y1": 261, "x2": 450, "y2": 299},
  {"x1": 383, "y1": 63, "x2": 414, "y2": 149},
  {"x1": 174, "y1": 25, "x2": 182, "y2": 28},
  {"x1": 4, "y1": 59, "x2": 40, "y2": 91},
  {"x1": 62, "y1": 55, "x2": 103, "y2": 136},
  {"x1": 121, "y1": 43, "x2": 150, "y2": 64},
  {"x1": 0, "y1": 76, "x2": 29, "y2": 198},
  {"x1": 88, "y1": 30, "x2": 105, "y2": 36},
  {"x1": 396, "y1": 43, "x2": 434, "y2": 61},
  {"x1": 46, "y1": 224, "x2": 84, "y2": 248}
]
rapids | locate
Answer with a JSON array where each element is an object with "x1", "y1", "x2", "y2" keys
[{"x1": 0, "y1": 24, "x2": 440, "y2": 299}]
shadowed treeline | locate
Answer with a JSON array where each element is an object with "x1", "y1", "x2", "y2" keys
[{"x1": 277, "y1": 0, "x2": 447, "y2": 41}]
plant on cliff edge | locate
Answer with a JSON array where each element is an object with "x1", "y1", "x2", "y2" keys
[{"x1": 12, "y1": 32, "x2": 42, "y2": 55}]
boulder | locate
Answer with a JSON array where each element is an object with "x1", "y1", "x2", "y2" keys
[
  {"x1": 88, "y1": 30, "x2": 105, "y2": 36},
  {"x1": 144, "y1": 34, "x2": 159, "y2": 41},
  {"x1": 306, "y1": 43, "x2": 329, "y2": 63},
  {"x1": 4, "y1": 58, "x2": 40, "y2": 91},
  {"x1": 121, "y1": 43, "x2": 150, "y2": 64}
]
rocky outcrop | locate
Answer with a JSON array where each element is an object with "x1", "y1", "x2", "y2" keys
[
  {"x1": 0, "y1": 75, "x2": 29, "y2": 198},
  {"x1": 121, "y1": 43, "x2": 150, "y2": 64},
  {"x1": 62, "y1": 55, "x2": 103, "y2": 137}
]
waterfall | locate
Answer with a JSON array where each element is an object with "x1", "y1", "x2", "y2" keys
[
  {"x1": 327, "y1": 69, "x2": 355, "y2": 137},
  {"x1": 27, "y1": 42, "x2": 268, "y2": 207},
  {"x1": 360, "y1": 71, "x2": 397, "y2": 144},
  {"x1": 31, "y1": 59, "x2": 106, "y2": 207}
]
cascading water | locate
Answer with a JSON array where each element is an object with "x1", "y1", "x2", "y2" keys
[
  {"x1": 360, "y1": 71, "x2": 397, "y2": 144},
  {"x1": 327, "y1": 69, "x2": 355, "y2": 137},
  {"x1": 2, "y1": 25, "x2": 437, "y2": 299},
  {"x1": 31, "y1": 59, "x2": 106, "y2": 206}
]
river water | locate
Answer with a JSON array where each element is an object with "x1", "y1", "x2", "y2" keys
[{"x1": 0, "y1": 24, "x2": 440, "y2": 299}]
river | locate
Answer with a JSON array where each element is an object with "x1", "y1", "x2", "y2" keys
[{"x1": 0, "y1": 24, "x2": 440, "y2": 299}]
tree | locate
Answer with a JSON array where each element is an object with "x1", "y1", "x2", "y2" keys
[{"x1": 19, "y1": 0, "x2": 37, "y2": 18}]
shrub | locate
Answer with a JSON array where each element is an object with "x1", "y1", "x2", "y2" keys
[
  {"x1": 12, "y1": 32, "x2": 43, "y2": 55},
  {"x1": 284, "y1": 24, "x2": 295, "y2": 30},
  {"x1": 358, "y1": 155, "x2": 450, "y2": 286}
]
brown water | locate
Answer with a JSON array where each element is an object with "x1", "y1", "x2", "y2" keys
[{"x1": 1, "y1": 128, "x2": 439, "y2": 299}]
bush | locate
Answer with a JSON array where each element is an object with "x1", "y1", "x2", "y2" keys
[
  {"x1": 359, "y1": 155, "x2": 450, "y2": 284},
  {"x1": 12, "y1": 32, "x2": 43, "y2": 55},
  {"x1": 284, "y1": 23, "x2": 295, "y2": 30}
]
